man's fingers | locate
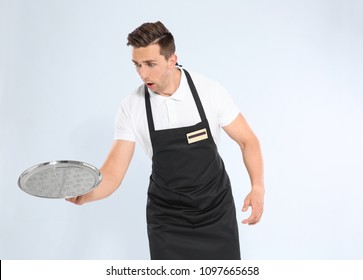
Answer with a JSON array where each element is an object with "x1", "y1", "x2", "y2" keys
[
  {"x1": 242, "y1": 193, "x2": 253, "y2": 212},
  {"x1": 242, "y1": 200, "x2": 250, "y2": 212},
  {"x1": 242, "y1": 212, "x2": 259, "y2": 225},
  {"x1": 65, "y1": 196, "x2": 83, "y2": 205},
  {"x1": 242, "y1": 201, "x2": 263, "y2": 225},
  {"x1": 242, "y1": 215, "x2": 257, "y2": 225},
  {"x1": 241, "y1": 189, "x2": 264, "y2": 225}
]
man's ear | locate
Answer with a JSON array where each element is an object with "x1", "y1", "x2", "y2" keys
[{"x1": 168, "y1": 54, "x2": 178, "y2": 69}]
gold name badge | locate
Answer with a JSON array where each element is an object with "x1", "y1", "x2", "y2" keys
[{"x1": 186, "y1": 128, "x2": 208, "y2": 144}]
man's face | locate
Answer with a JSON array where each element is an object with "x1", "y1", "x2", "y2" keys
[{"x1": 132, "y1": 44, "x2": 175, "y2": 95}]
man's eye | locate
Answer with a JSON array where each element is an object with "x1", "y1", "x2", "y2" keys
[{"x1": 148, "y1": 63, "x2": 156, "y2": 67}]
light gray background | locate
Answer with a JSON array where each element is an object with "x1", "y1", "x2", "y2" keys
[{"x1": 1, "y1": 0, "x2": 362, "y2": 259}]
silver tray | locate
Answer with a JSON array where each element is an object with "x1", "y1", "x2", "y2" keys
[{"x1": 18, "y1": 160, "x2": 102, "y2": 199}]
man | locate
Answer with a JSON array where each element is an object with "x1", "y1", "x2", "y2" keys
[{"x1": 67, "y1": 21, "x2": 264, "y2": 260}]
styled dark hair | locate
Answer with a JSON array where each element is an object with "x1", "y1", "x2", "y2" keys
[{"x1": 127, "y1": 21, "x2": 176, "y2": 59}]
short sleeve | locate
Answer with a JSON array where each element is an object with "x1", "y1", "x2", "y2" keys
[
  {"x1": 214, "y1": 83, "x2": 239, "y2": 127},
  {"x1": 114, "y1": 102, "x2": 136, "y2": 142}
]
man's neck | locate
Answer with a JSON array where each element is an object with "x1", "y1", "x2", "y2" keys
[{"x1": 158, "y1": 67, "x2": 182, "y2": 97}]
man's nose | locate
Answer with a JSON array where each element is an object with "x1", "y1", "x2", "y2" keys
[{"x1": 139, "y1": 67, "x2": 148, "y2": 80}]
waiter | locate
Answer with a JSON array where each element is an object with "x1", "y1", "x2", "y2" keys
[{"x1": 67, "y1": 21, "x2": 265, "y2": 260}]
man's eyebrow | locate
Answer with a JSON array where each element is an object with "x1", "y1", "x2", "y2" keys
[{"x1": 132, "y1": 59, "x2": 157, "y2": 64}]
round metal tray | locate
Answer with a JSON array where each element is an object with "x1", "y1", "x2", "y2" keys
[{"x1": 18, "y1": 160, "x2": 102, "y2": 199}]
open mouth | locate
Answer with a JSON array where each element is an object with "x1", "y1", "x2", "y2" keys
[{"x1": 146, "y1": 83, "x2": 154, "y2": 88}]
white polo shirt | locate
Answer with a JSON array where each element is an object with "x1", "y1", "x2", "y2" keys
[{"x1": 114, "y1": 69, "x2": 239, "y2": 158}]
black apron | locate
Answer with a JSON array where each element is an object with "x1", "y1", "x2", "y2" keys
[{"x1": 145, "y1": 69, "x2": 240, "y2": 260}]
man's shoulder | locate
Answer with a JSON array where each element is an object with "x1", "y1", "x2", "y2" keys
[
  {"x1": 121, "y1": 85, "x2": 145, "y2": 104},
  {"x1": 188, "y1": 70, "x2": 214, "y2": 84},
  {"x1": 187, "y1": 70, "x2": 227, "y2": 96}
]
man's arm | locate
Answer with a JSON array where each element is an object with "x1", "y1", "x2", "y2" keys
[
  {"x1": 66, "y1": 140, "x2": 135, "y2": 205},
  {"x1": 223, "y1": 113, "x2": 265, "y2": 225}
]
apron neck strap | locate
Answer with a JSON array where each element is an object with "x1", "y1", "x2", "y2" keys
[
  {"x1": 144, "y1": 85, "x2": 155, "y2": 132},
  {"x1": 183, "y1": 69, "x2": 207, "y2": 121}
]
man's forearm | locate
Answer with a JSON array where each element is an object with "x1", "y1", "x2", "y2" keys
[{"x1": 241, "y1": 136, "x2": 264, "y2": 190}]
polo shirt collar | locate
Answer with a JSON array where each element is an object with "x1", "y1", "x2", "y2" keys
[{"x1": 148, "y1": 69, "x2": 187, "y2": 106}]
